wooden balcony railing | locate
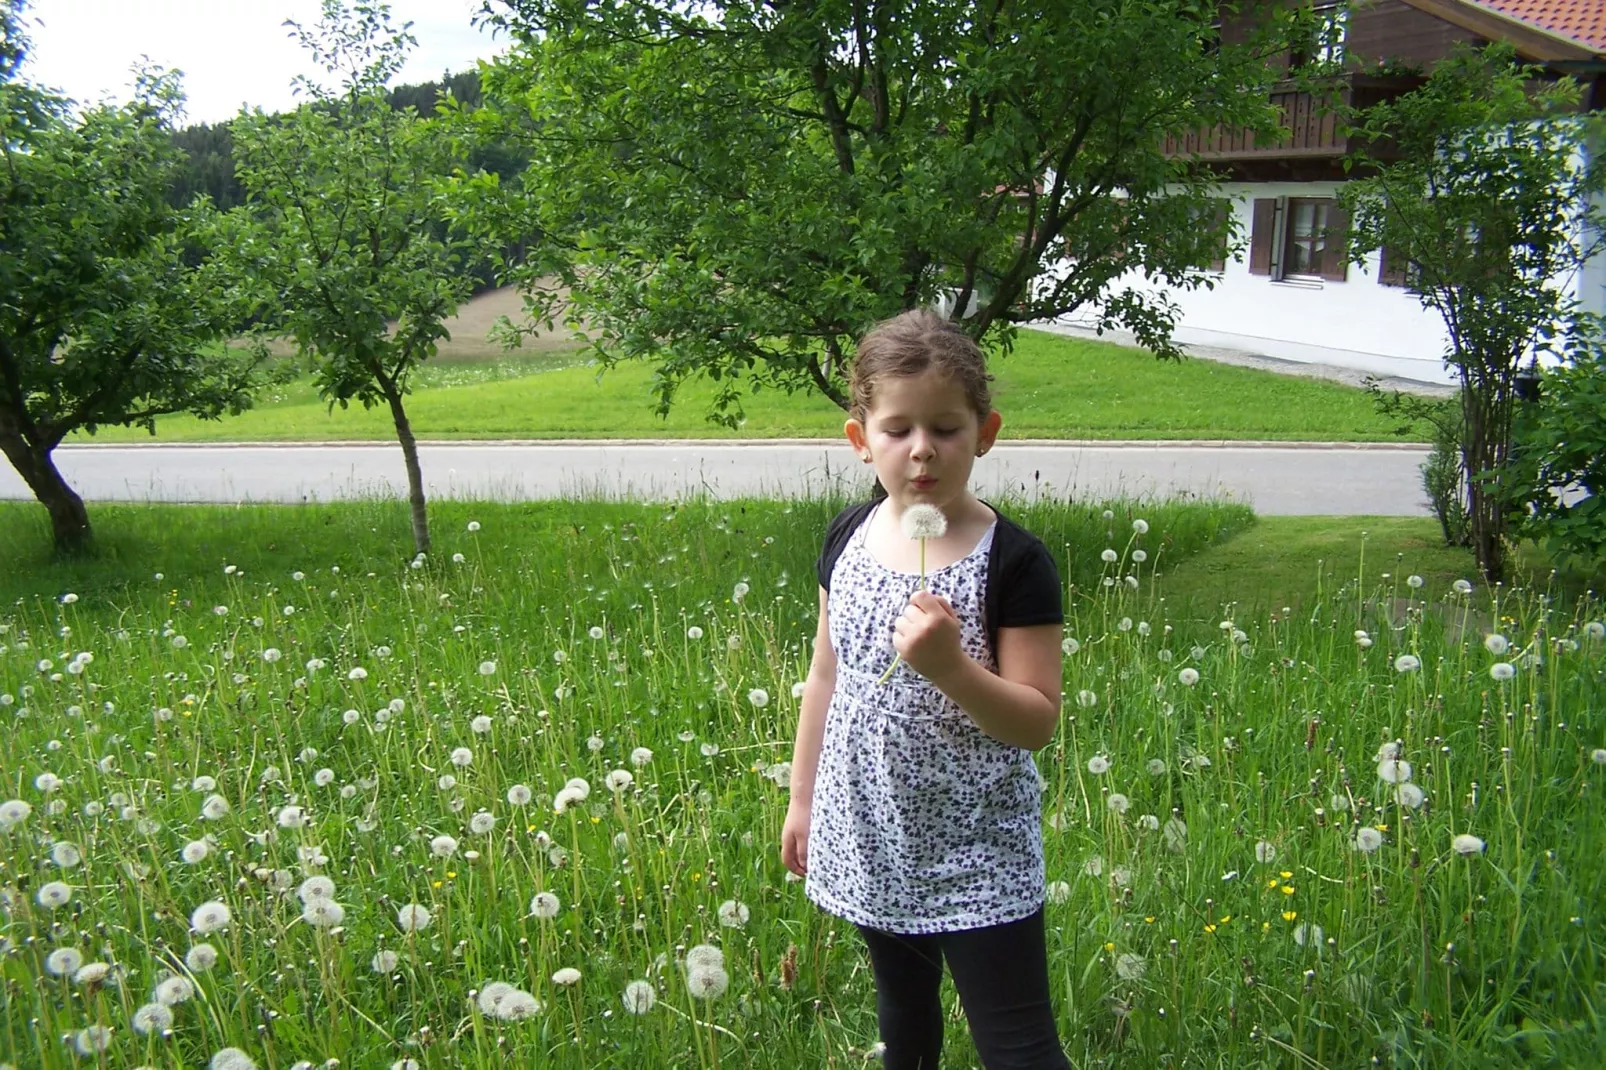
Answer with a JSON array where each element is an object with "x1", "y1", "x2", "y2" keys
[{"x1": 1163, "y1": 74, "x2": 1421, "y2": 163}]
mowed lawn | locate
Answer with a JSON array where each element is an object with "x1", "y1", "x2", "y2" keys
[{"x1": 72, "y1": 307, "x2": 1431, "y2": 443}]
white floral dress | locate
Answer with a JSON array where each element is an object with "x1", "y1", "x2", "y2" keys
[{"x1": 806, "y1": 502, "x2": 1045, "y2": 933}]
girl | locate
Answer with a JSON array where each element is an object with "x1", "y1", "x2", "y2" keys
[{"x1": 782, "y1": 309, "x2": 1070, "y2": 1069}]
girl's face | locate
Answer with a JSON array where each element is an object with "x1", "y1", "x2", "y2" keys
[{"x1": 845, "y1": 369, "x2": 1002, "y2": 511}]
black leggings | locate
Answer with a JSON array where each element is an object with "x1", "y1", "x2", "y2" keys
[{"x1": 856, "y1": 908, "x2": 1070, "y2": 1070}]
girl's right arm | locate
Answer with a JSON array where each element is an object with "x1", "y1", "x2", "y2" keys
[{"x1": 781, "y1": 586, "x2": 835, "y2": 877}]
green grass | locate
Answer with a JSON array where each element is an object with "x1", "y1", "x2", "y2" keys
[
  {"x1": 2, "y1": 497, "x2": 1602, "y2": 1069},
  {"x1": 70, "y1": 329, "x2": 1430, "y2": 444}
]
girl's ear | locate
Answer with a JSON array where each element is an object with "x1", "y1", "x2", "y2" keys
[
  {"x1": 845, "y1": 418, "x2": 869, "y2": 457},
  {"x1": 977, "y1": 410, "x2": 1002, "y2": 454}
]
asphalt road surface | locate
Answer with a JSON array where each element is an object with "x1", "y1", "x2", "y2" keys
[{"x1": 0, "y1": 440, "x2": 1433, "y2": 516}]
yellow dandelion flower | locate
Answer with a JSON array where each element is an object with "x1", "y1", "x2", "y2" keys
[
  {"x1": 431, "y1": 880, "x2": 442, "y2": 889},
  {"x1": 1262, "y1": 921, "x2": 1271, "y2": 932},
  {"x1": 1281, "y1": 885, "x2": 1295, "y2": 896},
  {"x1": 1266, "y1": 878, "x2": 1279, "y2": 889},
  {"x1": 1219, "y1": 915, "x2": 1232, "y2": 924},
  {"x1": 1204, "y1": 924, "x2": 1217, "y2": 933},
  {"x1": 446, "y1": 871, "x2": 456, "y2": 879},
  {"x1": 1282, "y1": 910, "x2": 1297, "y2": 922},
  {"x1": 1279, "y1": 871, "x2": 1293, "y2": 879},
  {"x1": 1144, "y1": 916, "x2": 1156, "y2": 924}
]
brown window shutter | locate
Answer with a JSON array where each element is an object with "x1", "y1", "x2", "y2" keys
[
  {"x1": 1319, "y1": 203, "x2": 1348, "y2": 282},
  {"x1": 1379, "y1": 245, "x2": 1409, "y2": 287},
  {"x1": 1249, "y1": 199, "x2": 1276, "y2": 276},
  {"x1": 1208, "y1": 199, "x2": 1230, "y2": 272}
]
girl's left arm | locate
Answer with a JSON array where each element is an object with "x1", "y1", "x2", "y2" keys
[{"x1": 930, "y1": 622, "x2": 1063, "y2": 750}]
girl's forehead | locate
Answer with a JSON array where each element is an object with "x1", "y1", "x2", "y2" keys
[{"x1": 868, "y1": 370, "x2": 973, "y2": 417}]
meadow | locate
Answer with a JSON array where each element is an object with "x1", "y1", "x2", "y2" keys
[{"x1": 1, "y1": 495, "x2": 1602, "y2": 1069}]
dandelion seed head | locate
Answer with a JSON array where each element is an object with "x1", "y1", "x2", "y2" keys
[
  {"x1": 132, "y1": 1001, "x2": 175, "y2": 1035},
  {"x1": 552, "y1": 967, "x2": 582, "y2": 986},
  {"x1": 686, "y1": 964, "x2": 730, "y2": 1000},
  {"x1": 605, "y1": 769, "x2": 634, "y2": 793},
  {"x1": 1452, "y1": 833, "x2": 1485, "y2": 856},
  {"x1": 429, "y1": 835, "x2": 458, "y2": 858},
  {"x1": 1106, "y1": 793, "x2": 1130, "y2": 815},
  {"x1": 1394, "y1": 654, "x2": 1421, "y2": 673},
  {"x1": 209, "y1": 1047, "x2": 257, "y2": 1070},
  {"x1": 1076, "y1": 690, "x2": 1098, "y2": 709},
  {"x1": 1101, "y1": 548, "x2": 1118, "y2": 563},
  {"x1": 507, "y1": 784, "x2": 533, "y2": 806},
  {"x1": 1115, "y1": 952, "x2": 1146, "y2": 981},
  {"x1": 185, "y1": 944, "x2": 219, "y2": 972},
  {"x1": 1395, "y1": 783, "x2": 1426, "y2": 809},
  {"x1": 469, "y1": 811, "x2": 495, "y2": 834},
  {"x1": 301, "y1": 899, "x2": 345, "y2": 927},
  {"x1": 1086, "y1": 754, "x2": 1110, "y2": 775},
  {"x1": 397, "y1": 904, "x2": 432, "y2": 932},
  {"x1": 45, "y1": 947, "x2": 84, "y2": 977},
  {"x1": 717, "y1": 899, "x2": 750, "y2": 928},
  {"x1": 37, "y1": 881, "x2": 72, "y2": 909},
  {"x1": 630, "y1": 747, "x2": 654, "y2": 767},
  {"x1": 529, "y1": 891, "x2": 560, "y2": 919},
  {"x1": 1490, "y1": 662, "x2": 1515, "y2": 681},
  {"x1": 372, "y1": 949, "x2": 400, "y2": 973},
  {"x1": 1354, "y1": 827, "x2": 1384, "y2": 853},
  {"x1": 1178, "y1": 668, "x2": 1200, "y2": 687},
  {"x1": 622, "y1": 979, "x2": 656, "y2": 1014},
  {"x1": 449, "y1": 747, "x2": 473, "y2": 768}
]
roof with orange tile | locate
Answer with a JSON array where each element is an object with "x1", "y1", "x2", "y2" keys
[{"x1": 1476, "y1": 0, "x2": 1606, "y2": 53}]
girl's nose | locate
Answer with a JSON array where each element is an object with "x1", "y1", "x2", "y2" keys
[{"x1": 909, "y1": 433, "x2": 935, "y2": 460}]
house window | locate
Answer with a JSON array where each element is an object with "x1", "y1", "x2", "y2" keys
[
  {"x1": 1291, "y1": 3, "x2": 1347, "y2": 68},
  {"x1": 1206, "y1": 199, "x2": 1230, "y2": 273},
  {"x1": 1249, "y1": 196, "x2": 1348, "y2": 282},
  {"x1": 1378, "y1": 245, "x2": 1415, "y2": 288}
]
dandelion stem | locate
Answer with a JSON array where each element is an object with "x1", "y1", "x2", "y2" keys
[{"x1": 877, "y1": 537, "x2": 929, "y2": 685}]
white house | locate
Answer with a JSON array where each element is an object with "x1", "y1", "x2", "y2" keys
[{"x1": 1058, "y1": 0, "x2": 1606, "y2": 386}]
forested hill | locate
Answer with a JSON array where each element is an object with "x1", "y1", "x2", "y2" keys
[{"x1": 168, "y1": 69, "x2": 490, "y2": 211}]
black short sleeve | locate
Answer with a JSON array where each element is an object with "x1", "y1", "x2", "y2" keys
[
  {"x1": 815, "y1": 502, "x2": 876, "y2": 590},
  {"x1": 997, "y1": 538, "x2": 1064, "y2": 629}
]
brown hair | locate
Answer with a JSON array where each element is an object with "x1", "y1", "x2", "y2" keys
[{"x1": 849, "y1": 309, "x2": 993, "y2": 424}]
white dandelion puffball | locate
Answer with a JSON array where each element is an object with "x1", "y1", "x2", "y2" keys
[
  {"x1": 1354, "y1": 827, "x2": 1384, "y2": 853},
  {"x1": 686, "y1": 625, "x2": 704, "y2": 640},
  {"x1": 1452, "y1": 833, "x2": 1486, "y2": 855},
  {"x1": 449, "y1": 747, "x2": 473, "y2": 768},
  {"x1": 46, "y1": 947, "x2": 84, "y2": 976},
  {"x1": 313, "y1": 768, "x2": 335, "y2": 786},
  {"x1": 477, "y1": 982, "x2": 515, "y2": 1016},
  {"x1": 50, "y1": 841, "x2": 82, "y2": 867},
  {"x1": 747, "y1": 687, "x2": 770, "y2": 708},
  {"x1": 467, "y1": 520, "x2": 481, "y2": 532},
  {"x1": 133, "y1": 1001, "x2": 175, "y2": 1035},
  {"x1": 685, "y1": 944, "x2": 725, "y2": 971},
  {"x1": 430, "y1": 835, "x2": 459, "y2": 858},
  {"x1": 529, "y1": 891, "x2": 561, "y2": 919},
  {"x1": 36, "y1": 881, "x2": 71, "y2": 908},
  {"x1": 1178, "y1": 668, "x2": 1200, "y2": 687},
  {"x1": 605, "y1": 769, "x2": 634, "y2": 793},
  {"x1": 1162, "y1": 817, "x2": 1188, "y2": 853},
  {"x1": 630, "y1": 746, "x2": 654, "y2": 767},
  {"x1": 347, "y1": 666, "x2": 368, "y2": 681},
  {"x1": 1106, "y1": 793, "x2": 1130, "y2": 815},
  {"x1": 298, "y1": 875, "x2": 335, "y2": 903},
  {"x1": 1045, "y1": 880, "x2": 1071, "y2": 905},
  {"x1": 507, "y1": 784, "x2": 533, "y2": 806},
  {"x1": 1115, "y1": 953, "x2": 1147, "y2": 982},
  {"x1": 1484, "y1": 633, "x2": 1509, "y2": 655},
  {"x1": 1101, "y1": 548, "x2": 1119, "y2": 563},
  {"x1": 586, "y1": 733, "x2": 605, "y2": 753},
  {"x1": 301, "y1": 899, "x2": 345, "y2": 927},
  {"x1": 372, "y1": 950, "x2": 400, "y2": 973},
  {"x1": 275, "y1": 804, "x2": 307, "y2": 829},
  {"x1": 1076, "y1": 690, "x2": 1099, "y2": 708},
  {"x1": 397, "y1": 904, "x2": 432, "y2": 933},
  {"x1": 563, "y1": 777, "x2": 592, "y2": 800},
  {"x1": 717, "y1": 899, "x2": 751, "y2": 928},
  {"x1": 1293, "y1": 922, "x2": 1324, "y2": 947},
  {"x1": 686, "y1": 964, "x2": 730, "y2": 1000},
  {"x1": 1062, "y1": 637, "x2": 1080, "y2": 655},
  {"x1": 470, "y1": 811, "x2": 496, "y2": 834},
  {"x1": 73, "y1": 1026, "x2": 112, "y2": 1055},
  {"x1": 1453, "y1": 578, "x2": 1474, "y2": 594},
  {"x1": 186, "y1": 944, "x2": 219, "y2": 972},
  {"x1": 588, "y1": 625, "x2": 606, "y2": 641},
  {"x1": 900, "y1": 503, "x2": 948, "y2": 540},
  {"x1": 0, "y1": 798, "x2": 32, "y2": 828},
  {"x1": 154, "y1": 975, "x2": 195, "y2": 1005},
  {"x1": 553, "y1": 786, "x2": 584, "y2": 813},
  {"x1": 552, "y1": 967, "x2": 582, "y2": 986},
  {"x1": 181, "y1": 840, "x2": 210, "y2": 864},
  {"x1": 623, "y1": 979, "x2": 657, "y2": 1015},
  {"x1": 1133, "y1": 549, "x2": 1148, "y2": 563},
  {"x1": 210, "y1": 1048, "x2": 257, "y2": 1070},
  {"x1": 1490, "y1": 662, "x2": 1515, "y2": 681},
  {"x1": 1406, "y1": 574, "x2": 1423, "y2": 589},
  {"x1": 1592, "y1": 749, "x2": 1606, "y2": 765},
  {"x1": 1395, "y1": 783, "x2": 1427, "y2": 809},
  {"x1": 471, "y1": 715, "x2": 493, "y2": 734},
  {"x1": 1254, "y1": 840, "x2": 1277, "y2": 863},
  {"x1": 478, "y1": 660, "x2": 497, "y2": 676},
  {"x1": 1377, "y1": 758, "x2": 1413, "y2": 784},
  {"x1": 1146, "y1": 759, "x2": 1167, "y2": 776},
  {"x1": 1394, "y1": 654, "x2": 1421, "y2": 673},
  {"x1": 1132, "y1": 518, "x2": 1149, "y2": 534},
  {"x1": 732, "y1": 581, "x2": 750, "y2": 603},
  {"x1": 1584, "y1": 621, "x2": 1605, "y2": 640},
  {"x1": 1086, "y1": 754, "x2": 1110, "y2": 775}
]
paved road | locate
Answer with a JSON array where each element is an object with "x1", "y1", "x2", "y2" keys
[{"x1": 0, "y1": 441, "x2": 1433, "y2": 516}]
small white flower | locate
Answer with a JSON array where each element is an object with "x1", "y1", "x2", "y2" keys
[
  {"x1": 186, "y1": 944, "x2": 219, "y2": 972},
  {"x1": 1484, "y1": 633, "x2": 1509, "y2": 655},
  {"x1": 587, "y1": 733, "x2": 605, "y2": 753},
  {"x1": 1354, "y1": 827, "x2": 1384, "y2": 853},
  {"x1": 478, "y1": 660, "x2": 497, "y2": 676},
  {"x1": 1178, "y1": 668, "x2": 1200, "y2": 687},
  {"x1": 190, "y1": 900, "x2": 232, "y2": 933},
  {"x1": 35, "y1": 771, "x2": 62, "y2": 793},
  {"x1": 1086, "y1": 754, "x2": 1110, "y2": 775},
  {"x1": 262, "y1": 647, "x2": 282, "y2": 663},
  {"x1": 630, "y1": 747, "x2": 654, "y2": 767},
  {"x1": 1101, "y1": 548, "x2": 1118, "y2": 563},
  {"x1": 1394, "y1": 654, "x2": 1421, "y2": 673},
  {"x1": 450, "y1": 747, "x2": 473, "y2": 768},
  {"x1": 397, "y1": 904, "x2": 432, "y2": 932},
  {"x1": 686, "y1": 965, "x2": 729, "y2": 1000},
  {"x1": 1451, "y1": 833, "x2": 1485, "y2": 856},
  {"x1": 717, "y1": 899, "x2": 750, "y2": 928},
  {"x1": 429, "y1": 835, "x2": 458, "y2": 858},
  {"x1": 530, "y1": 891, "x2": 561, "y2": 919},
  {"x1": 732, "y1": 581, "x2": 750, "y2": 603},
  {"x1": 747, "y1": 687, "x2": 770, "y2": 708},
  {"x1": 507, "y1": 784, "x2": 533, "y2": 806},
  {"x1": 900, "y1": 504, "x2": 948, "y2": 540},
  {"x1": 622, "y1": 979, "x2": 656, "y2": 1014},
  {"x1": 605, "y1": 769, "x2": 634, "y2": 793},
  {"x1": 1489, "y1": 662, "x2": 1515, "y2": 681},
  {"x1": 313, "y1": 768, "x2": 336, "y2": 786}
]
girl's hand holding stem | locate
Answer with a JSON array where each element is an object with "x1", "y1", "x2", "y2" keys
[{"x1": 892, "y1": 590, "x2": 964, "y2": 681}]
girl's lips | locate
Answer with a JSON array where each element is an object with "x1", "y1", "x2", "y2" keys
[{"x1": 912, "y1": 476, "x2": 937, "y2": 488}]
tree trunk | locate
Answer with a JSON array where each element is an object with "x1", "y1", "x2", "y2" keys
[
  {"x1": 377, "y1": 375, "x2": 431, "y2": 556},
  {"x1": 1460, "y1": 369, "x2": 1511, "y2": 584},
  {"x1": 0, "y1": 428, "x2": 93, "y2": 553}
]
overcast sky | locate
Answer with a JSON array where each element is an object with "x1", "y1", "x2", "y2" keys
[{"x1": 22, "y1": 1, "x2": 510, "y2": 125}]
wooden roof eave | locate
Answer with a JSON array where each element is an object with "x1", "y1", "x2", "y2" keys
[{"x1": 1392, "y1": 0, "x2": 1603, "y2": 62}]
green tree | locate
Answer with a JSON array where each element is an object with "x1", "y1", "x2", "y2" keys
[
  {"x1": 1338, "y1": 44, "x2": 1606, "y2": 582},
  {"x1": 0, "y1": 0, "x2": 273, "y2": 552},
  {"x1": 463, "y1": 0, "x2": 1293, "y2": 424},
  {"x1": 227, "y1": 1, "x2": 476, "y2": 554}
]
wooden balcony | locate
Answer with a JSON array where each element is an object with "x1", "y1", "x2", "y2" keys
[{"x1": 1164, "y1": 74, "x2": 1422, "y2": 177}]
